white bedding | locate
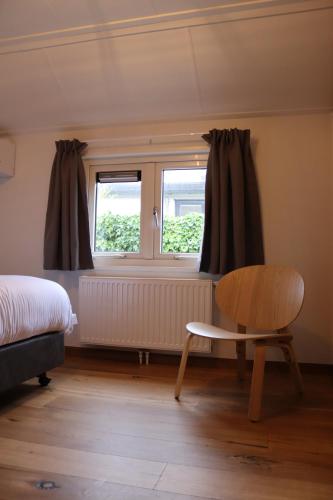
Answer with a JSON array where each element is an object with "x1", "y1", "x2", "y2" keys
[{"x1": 0, "y1": 275, "x2": 73, "y2": 347}]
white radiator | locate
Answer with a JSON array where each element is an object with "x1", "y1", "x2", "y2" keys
[{"x1": 79, "y1": 276, "x2": 212, "y2": 352}]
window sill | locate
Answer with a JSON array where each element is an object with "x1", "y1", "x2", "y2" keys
[{"x1": 89, "y1": 255, "x2": 205, "y2": 279}]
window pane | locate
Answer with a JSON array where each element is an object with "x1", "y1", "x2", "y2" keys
[
  {"x1": 95, "y1": 179, "x2": 141, "y2": 253},
  {"x1": 161, "y1": 169, "x2": 206, "y2": 254}
]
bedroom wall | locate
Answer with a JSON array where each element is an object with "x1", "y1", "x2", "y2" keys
[{"x1": 0, "y1": 112, "x2": 332, "y2": 364}]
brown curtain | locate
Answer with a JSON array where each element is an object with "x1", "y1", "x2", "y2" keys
[
  {"x1": 199, "y1": 128, "x2": 264, "y2": 275},
  {"x1": 44, "y1": 139, "x2": 94, "y2": 270}
]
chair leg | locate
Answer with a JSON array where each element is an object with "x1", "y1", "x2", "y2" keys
[
  {"x1": 175, "y1": 333, "x2": 193, "y2": 400},
  {"x1": 248, "y1": 343, "x2": 266, "y2": 422},
  {"x1": 280, "y1": 342, "x2": 304, "y2": 394},
  {"x1": 236, "y1": 341, "x2": 246, "y2": 381}
]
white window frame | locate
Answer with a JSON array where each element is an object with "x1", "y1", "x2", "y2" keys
[{"x1": 86, "y1": 152, "x2": 208, "y2": 269}]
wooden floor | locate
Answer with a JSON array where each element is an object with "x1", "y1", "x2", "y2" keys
[{"x1": 0, "y1": 353, "x2": 332, "y2": 500}]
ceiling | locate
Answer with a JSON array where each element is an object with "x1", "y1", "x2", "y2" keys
[{"x1": 0, "y1": 0, "x2": 332, "y2": 133}]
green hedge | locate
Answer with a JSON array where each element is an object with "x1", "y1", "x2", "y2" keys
[
  {"x1": 95, "y1": 212, "x2": 204, "y2": 253},
  {"x1": 162, "y1": 213, "x2": 204, "y2": 253},
  {"x1": 95, "y1": 213, "x2": 141, "y2": 252}
]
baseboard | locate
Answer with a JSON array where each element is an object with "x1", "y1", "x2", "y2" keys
[{"x1": 65, "y1": 346, "x2": 332, "y2": 374}]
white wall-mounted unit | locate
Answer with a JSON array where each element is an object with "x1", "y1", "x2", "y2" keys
[
  {"x1": 0, "y1": 137, "x2": 15, "y2": 177},
  {"x1": 79, "y1": 276, "x2": 212, "y2": 353}
]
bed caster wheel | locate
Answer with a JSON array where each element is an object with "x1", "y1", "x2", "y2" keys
[{"x1": 38, "y1": 373, "x2": 51, "y2": 387}]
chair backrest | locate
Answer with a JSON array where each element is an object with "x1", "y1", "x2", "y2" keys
[{"x1": 215, "y1": 265, "x2": 304, "y2": 331}]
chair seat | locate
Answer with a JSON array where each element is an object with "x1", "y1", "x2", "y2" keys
[{"x1": 186, "y1": 322, "x2": 292, "y2": 342}]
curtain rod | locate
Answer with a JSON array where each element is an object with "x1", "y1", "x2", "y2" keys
[
  {"x1": 85, "y1": 132, "x2": 206, "y2": 145},
  {"x1": 83, "y1": 149, "x2": 209, "y2": 160}
]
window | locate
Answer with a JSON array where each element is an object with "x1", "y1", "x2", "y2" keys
[
  {"x1": 87, "y1": 156, "x2": 207, "y2": 265},
  {"x1": 160, "y1": 168, "x2": 206, "y2": 254},
  {"x1": 174, "y1": 200, "x2": 205, "y2": 216},
  {"x1": 95, "y1": 171, "x2": 142, "y2": 253}
]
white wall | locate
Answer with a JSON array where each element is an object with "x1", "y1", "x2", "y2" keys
[{"x1": 0, "y1": 113, "x2": 332, "y2": 363}]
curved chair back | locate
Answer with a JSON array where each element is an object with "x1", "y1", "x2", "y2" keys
[{"x1": 215, "y1": 265, "x2": 304, "y2": 331}]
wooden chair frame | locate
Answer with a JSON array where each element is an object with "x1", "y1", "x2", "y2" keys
[{"x1": 175, "y1": 265, "x2": 304, "y2": 421}]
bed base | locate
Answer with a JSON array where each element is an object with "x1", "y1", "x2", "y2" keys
[{"x1": 0, "y1": 332, "x2": 64, "y2": 393}]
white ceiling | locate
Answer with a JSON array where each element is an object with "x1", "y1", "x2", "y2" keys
[{"x1": 0, "y1": 0, "x2": 332, "y2": 132}]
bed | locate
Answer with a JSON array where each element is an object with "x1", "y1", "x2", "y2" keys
[{"x1": 0, "y1": 275, "x2": 73, "y2": 393}]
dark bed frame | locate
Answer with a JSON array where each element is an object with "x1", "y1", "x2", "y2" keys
[{"x1": 0, "y1": 331, "x2": 64, "y2": 393}]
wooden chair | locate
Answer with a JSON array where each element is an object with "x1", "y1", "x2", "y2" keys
[{"x1": 175, "y1": 265, "x2": 304, "y2": 421}]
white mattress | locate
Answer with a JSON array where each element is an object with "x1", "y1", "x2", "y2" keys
[{"x1": 0, "y1": 275, "x2": 73, "y2": 347}]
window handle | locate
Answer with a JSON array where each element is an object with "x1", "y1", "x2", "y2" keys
[{"x1": 153, "y1": 207, "x2": 159, "y2": 228}]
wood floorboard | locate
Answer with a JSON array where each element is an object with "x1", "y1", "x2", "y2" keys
[
  {"x1": 0, "y1": 466, "x2": 203, "y2": 500},
  {"x1": 155, "y1": 463, "x2": 333, "y2": 500},
  {"x1": 0, "y1": 355, "x2": 332, "y2": 499},
  {"x1": 0, "y1": 406, "x2": 331, "y2": 486}
]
